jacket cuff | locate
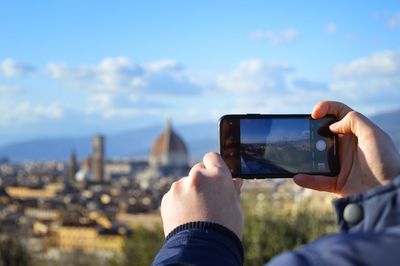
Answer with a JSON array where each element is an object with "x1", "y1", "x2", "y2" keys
[
  {"x1": 166, "y1": 221, "x2": 244, "y2": 262},
  {"x1": 166, "y1": 221, "x2": 239, "y2": 241}
]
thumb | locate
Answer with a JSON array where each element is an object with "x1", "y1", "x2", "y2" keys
[
  {"x1": 232, "y1": 178, "x2": 243, "y2": 195},
  {"x1": 293, "y1": 174, "x2": 337, "y2": 193}
]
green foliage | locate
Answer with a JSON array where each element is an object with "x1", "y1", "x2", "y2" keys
[
  {"x1": 0, "y1": 236, "x2": 32, "y2": 266},
  {"x1": 54, "y1": 249, "x2": 104, "y2": 266},
  {"x1": 110, "y1": 189, "x2": 337, "y2": 266},
  {"x1": 112, "y1": 226, "x2": 164, "y2": 266},
  {"x1": 241, "y1": 190, "x2": 337, "y2": 266}
]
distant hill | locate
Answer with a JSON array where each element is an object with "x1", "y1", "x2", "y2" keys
[
  {"x1": 0, "y1": 122, "x2": 218, "y2": 162},
  {"x1": 0, "y1": 108, "x2": 399, "y2": 162},
  {"x1": 370, "y1": 109, "x2": 400, "y2": 149}
]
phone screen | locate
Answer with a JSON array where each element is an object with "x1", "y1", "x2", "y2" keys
[{"x1": 219, "y1": 115, "x2": 339, "y2": 178}]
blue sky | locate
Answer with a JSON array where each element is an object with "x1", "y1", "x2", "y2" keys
[
  {"x1": 0, "y1": 1, "x2": 399, "y2": 146},
  {"x1": 241, "y1": 118, "x2": 309, "y2": 144}
]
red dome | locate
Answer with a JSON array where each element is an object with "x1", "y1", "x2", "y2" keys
[{"x1": 150, "y1": 121, "x2": 188, "y2": 166}]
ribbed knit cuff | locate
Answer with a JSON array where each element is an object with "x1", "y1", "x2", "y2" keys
[{"x1": 166, "y1": 221, "x2": 243, "y2": 258}]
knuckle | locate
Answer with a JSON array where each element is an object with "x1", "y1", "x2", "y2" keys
[
  {"x1": 169, "y1": 180, "x2": 180, "y2": 193},
  {"x1": 346, "y1": 111, "x2": 361, "y2": 130},
  {"x1": 347, "y1": 110, "x2": 359, "y2": 119},
  {"x1": 188, "y1": 168, "x2": 206, "y2": 188},
  {"x1": 162, "y1": 178, "x2": 184, "y2": 206},
  {"x1": 214, "y1": 166, "x2": 227, "y2": 177},
  {"x1": 189, "y1": 166, "x2": 203, "y2": 179}
]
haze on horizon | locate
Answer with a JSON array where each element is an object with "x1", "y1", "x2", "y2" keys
[{"x1": 0, "y1": 1, "x2": 399, "y2": 147}]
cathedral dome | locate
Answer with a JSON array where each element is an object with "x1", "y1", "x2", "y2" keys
[{"x1": 150, "y1": 120, "x2": 188, "y2": 167}]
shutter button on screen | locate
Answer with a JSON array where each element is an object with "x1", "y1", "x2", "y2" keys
[{"x1": 316, "y1": 140, "x2": 327, "y2": 151}]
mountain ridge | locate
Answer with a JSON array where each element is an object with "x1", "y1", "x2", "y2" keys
[
  {"x1": 0, "y1": 122, "x2": 218, "y2": 162},
  {"x1": 1, "y1": 109, "x2": 399, "y2": 162}
]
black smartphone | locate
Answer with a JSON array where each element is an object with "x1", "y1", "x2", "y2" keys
[{"x1": 219, "y1": 114, "x2": 340, "y2": 178}]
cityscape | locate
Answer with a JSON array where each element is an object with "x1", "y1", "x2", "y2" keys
[
  {"x1": 241, "y1": 140, "x2": 311, "y2": 174},
  {"x1": 0, "y1": 121, "x2": 189, "y2": 263},
  {"x1": 0, "y1": 118, "x2": 334, "y2": 265}
]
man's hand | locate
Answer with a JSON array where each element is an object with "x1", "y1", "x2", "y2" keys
[
  {"x1": 161, "y1": 152, "x2": 244, "y2": 238},
  {"x1": 294, "y1": 101, "x2": 400, "y2": 196}
]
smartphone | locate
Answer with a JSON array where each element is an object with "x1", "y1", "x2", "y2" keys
[{"x1": 219, "y1": 114, "x2": 340, "y2": 178}]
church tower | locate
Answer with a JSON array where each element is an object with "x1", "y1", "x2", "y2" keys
[
  {"x1": 68, "y1": 150, "x2": 78, "y2": 184},
  {"x1": 92, "y1": 135, "x2": 104, "y2": 182}
]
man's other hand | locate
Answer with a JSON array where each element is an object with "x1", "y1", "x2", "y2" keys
[
  {"x1": 294, "y1": 100, "x2": 400, "y2": 196},
  {"x1": 161, "y1": 152, "x2": 244, "y2": 238}
]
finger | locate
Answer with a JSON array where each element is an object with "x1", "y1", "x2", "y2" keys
[
  {"x1": 203, "y1": 152, "x2": 231, "y2": 176},
  {"x1": 188, "y1": 162, "x2": 206, "y2": 177},
  {"x1": 329, "y1": 111, "x2": 371, "y2": 137},
  {"x1": 232, "y1": 178, "x2": 243, "y2": 195},
  {"x1": 312, "y1": 101, "x2": 353, "y2": 120},
  {"x1": 293, "y1": 174, "x2": 337, "y2": 193},
  {"x1": 187, "y1": 163, "x2": 209, "y2": 190}
]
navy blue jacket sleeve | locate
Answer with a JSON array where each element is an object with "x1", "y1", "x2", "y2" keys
[
  {"x1": 267, "y1": 175, "x2": 400, "y2": 266},
  {"x1": 152, "y1": 221, "x2": 243, "y2": 266}
]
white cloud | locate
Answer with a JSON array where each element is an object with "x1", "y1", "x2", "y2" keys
[
  {"x1": 96, "y1": 57, "x2": 143, "y2": 91},
  {"x1": 211, "y1": 59, "x2": 334, "y2": 116},
  {"x1": 217, "y1": 59, "x2": 292, "y2": 93},
  {"x1": 324, "y1": 23, "x2": 337, "y2": 33},
  {"x1": 47, "y1": 62, "x2": 73, "y2": 79},
  {"x1": 0, "y1": 59, "x2": 34, "y2": 78},
  {"x1": 4, "y1": 52, "x2": 399, "y2": 131},
  {"x1": 248, "y1": 29, "x2": 299, "y2": 45},
  {"x1": 33, "y1": 102, "x2": 64, "y2": 119},
  {"x1": 0, "y1": 84, "x2": 23, "y2": 96},
  {"x1": 333, "y1": 50, "x2": 400, "y2": 79},
  {"x1": 86, "y1": 93, "x2": 138, "y2": 119},
  {"x1": 146, "y1": 59, "x2": 182, "y2": 72},
  {"x1": 330, "y1": 50, "x2": 400, "y2": 109},
  {"x1": 0, "y1": 101, "x2": 63, "y2": 125},
  {"x1": 213, "y1": 54, "x2": 400, "y2": 116},
  {"x1": 85, "y1": 91, "x2": 173, "y2": 120},
  {"x1": 47, "y1": 57, "x2": 202, "y2": 119},
  {"x1": 291, "y1": 79, "x2": 328, "y2": 91},
  {"x1": 388, "y1": 12, "x2": 400, "y2": 28},
  {"x1": 47, "y1": 57, "x2": 143, "y2": 92},
  {"x1": 46, "y1": 57, "x2": 202, "y2": 120},
  {"x1": 47, "y1": 57, "x2": 199, "y2": 95}
]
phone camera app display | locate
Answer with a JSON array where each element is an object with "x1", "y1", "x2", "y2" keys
[
  {"x1": 220, "y1": 115, "x2": 339, "y2": 178},
  {"x1": 240, "y1": 118, "x2": 312, "y2": 174}
]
